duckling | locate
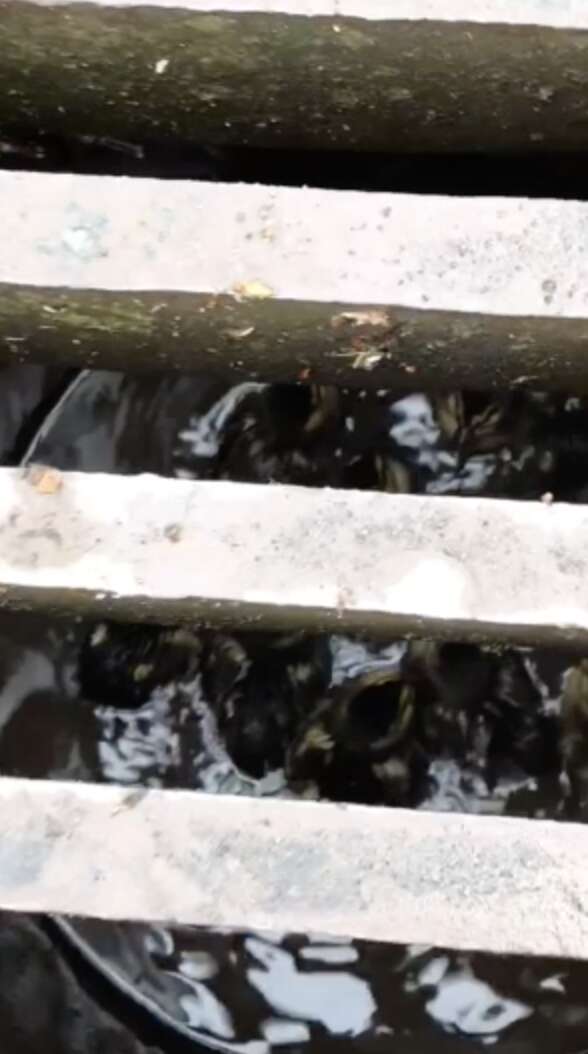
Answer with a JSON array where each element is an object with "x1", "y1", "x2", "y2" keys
[
  {"x1": 404, "y1": 640, "x2": 497, "y2": 765},
  {"x1": 303, "y1": 385, "x2": 341, "y2": 437},
  {"x1": 77, "y1": 621, "x2": 202, "y2": 708},
  {"x1": 431, "y1": 392, "x2": 543, "y2": 498},
  {"x1": 485, "y1": 650, "x2": 559, "y2": 781},
  {"x1": 536, "y1": 403, "x2": 588, "y2": 502},
  {"x1": 215, "y1": 383, "x2": 344, "y2": 486},
  {"x1": 560, "y1": 659, "x2": 588, "y2": 816},
  {"x1": 203, "y1": 631, "x2": 331, "y2": 778},
  {"x1": 434, "y1": 392, "x2": 465, "y2": 444},
  {"x1": 286, "y1": 668, "x2": 426, "y2": 805},
  {"x1": 457, "y1": 395, "x2": 513, "y2": 460},
  {"x1": 373, "y1": 453, "x2": 412, "y2": 494}
]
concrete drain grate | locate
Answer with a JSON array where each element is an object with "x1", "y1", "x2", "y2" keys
[{"x1": 2, "y1": 0, "x2": 588, "y2": 962}]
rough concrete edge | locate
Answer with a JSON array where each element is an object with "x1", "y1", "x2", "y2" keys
[
  {"x1": 24, "y1": 0, "x2": 588, "y2": 30},
  {"x1": 1, "y1": 468, "x2": 588, "y2": 644},
  {"x1": 1, "y1": 776, "x2": 588, "y2": 959}
]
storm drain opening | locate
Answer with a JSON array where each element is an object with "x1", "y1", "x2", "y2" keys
[
  {"x1": 6, "y1": 371, "x2": 588, "y2": 1053},
  {"x1": 6, "y1": 0, "x2": 588, "y2": 1051}
]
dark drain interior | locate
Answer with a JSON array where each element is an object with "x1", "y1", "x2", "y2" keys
[
  {"x1": 7, "y1": 2, "x2": 588, "y2": 1050},
  {"x1": 2, "y1": 362, "x2": 588, "y2": 1053},
  {"x1": 7, "y1": 132, "x2": 588, "y2": 200},
  {"x1": 7, "y1": 369, "x2": 587, "y2": 816}
]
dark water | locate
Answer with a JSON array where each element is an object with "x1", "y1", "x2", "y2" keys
[
  {"x1": 0, "y1": 365, "x2": 71, "y2": 465},
  {"x1": 4, "y1": 369, "x2": 588, "y2": 1053},
  {"x1": 6, "y1": 132, "x2": 588, "y2": 201}
]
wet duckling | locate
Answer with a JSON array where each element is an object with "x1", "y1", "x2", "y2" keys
[
  {"x1": 560, "y1": 659, "x2": 588, "y2": 817},
  {"x1": 286, "y1": 668, "x2": 426, "y2": 805},
  {"x1": 210, "y1": 382, "x2": 417, "y2": 493},
  {"x1": 536, "y1": 403, "x2": 588, "y2": 502},
  {"x1": 203, "y1": 631, "x2": 331, "y2": 778},
  {"x1": 429, "y1": 392, "x2": 553, "y2": 499},
  {"x1": 485, "y1": 650, "x2": 559, "y2": 781},
  {"x1": 373, "y1": 453, "x2": 412, "y2": 494},
  {"x1": 78, "y1": 622, "x2": 202, "y2": 709},
  {"x1": 404, "y1": 640, "x2": 497, "y2": 765},
  {"x1": 455, "y1": 394, "x2": 514, "y2": 460},
  {"x1": 215, "y1": 383, "x2": 345, "y2": 486}
]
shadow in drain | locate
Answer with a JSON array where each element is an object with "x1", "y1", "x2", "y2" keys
[
  {"x1": 5, "y1": 131, "x2": 588, "y2": 199},
  {"x1": 5, "y1": 910, "x2": 588, "y2": 1054},
  {"x1": 3, "y1": 366, "x2": 588, "y2": 1052}
]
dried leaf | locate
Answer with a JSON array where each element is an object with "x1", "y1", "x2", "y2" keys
[
  {"x1": 26, "y1": 464, "x2": 63, "y2": 495},
  {"x1": 226, "y1": 326, "x2": 255, "y2": 340},
  {"x1": 232, "y1": 280, "x2": 274, "y2": 301},
  {"x1": 332, "y1": 310, "x2": 389, "y2": 329},
  {"x1": 352, "y1": 350, "x2": 383, "y2": 370}
]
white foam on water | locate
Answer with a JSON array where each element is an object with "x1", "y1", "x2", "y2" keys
[
  {"x1": 178, "y1": 383, "x2": 266, "y2": 460},
  {"x1": 245, "y1": 938, "x2": 376, "y2": 1037}
]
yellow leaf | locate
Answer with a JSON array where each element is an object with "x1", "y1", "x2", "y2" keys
[{"x1": 232, "y1": 280, "x2": 274, "y2": 301}]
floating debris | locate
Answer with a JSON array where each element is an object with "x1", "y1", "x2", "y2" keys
[{"x1": 25, "y1": 463, "x2": 62, "y2": 494}]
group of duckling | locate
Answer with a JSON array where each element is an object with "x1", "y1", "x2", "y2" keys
[
  {"x1": 78, "y1": 617, "x2": 588, "y2": 820},
  {"x1": 79, "y1": 380, "x2": 588, "y2": 820},
  {"x1": 173, "y1": 381, "x2": 588, "y2": 502}
]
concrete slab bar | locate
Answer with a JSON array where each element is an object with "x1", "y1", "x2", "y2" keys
[
  {"x1": 2, "y1": 466, "x2": 588, "y2": 645},
  {"x1": 1, "y1": 775, "x2": 588, "y2": 959},
  {"x1": 2, "y1": 172, "x2": 588, "y2": 390}
]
